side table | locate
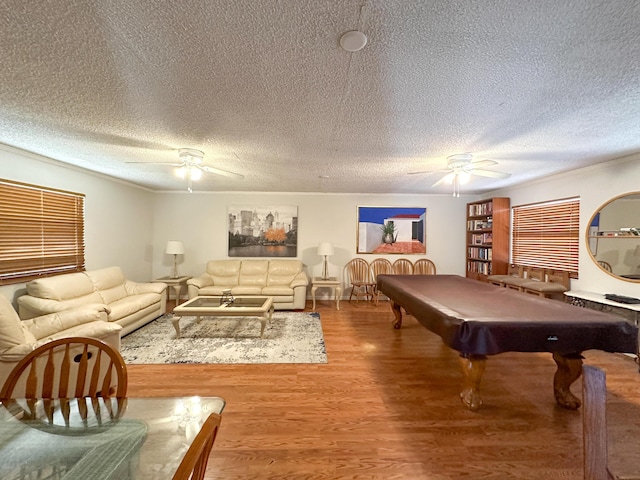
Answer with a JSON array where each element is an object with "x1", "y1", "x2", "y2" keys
[
  {"x1": 311, "y1": 277, "x2": 342, "y2": 310},
  {"x1": 564, "y1": 290, "x2": 640, "y2": 326},
  {"x1": 154, "y1": 275, "x2": 192, "y2": 309}
]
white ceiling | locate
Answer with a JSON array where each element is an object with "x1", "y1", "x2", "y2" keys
[{"x1": 1, "y1": 0, "x2": 639, "y2": 194}]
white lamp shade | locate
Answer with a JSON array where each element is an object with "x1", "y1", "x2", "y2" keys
[
  {"x1": 165, "y1": 241, "x2": 184, "y2": 255},
  {"x1": 317, "y1": 242, "x2": 334, "y2": 256}
]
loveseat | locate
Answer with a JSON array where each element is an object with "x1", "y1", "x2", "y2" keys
[
  {"x1": 0, "y1": 294, "x2": 121, "y2": 392},
  {"x1": 187, "y1": 260, "x2": 309, "y2": 310},
  {"x1": 16, "y1": 266, "x2": 167, "y2": 336}
]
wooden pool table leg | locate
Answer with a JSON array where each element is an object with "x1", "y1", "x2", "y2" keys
[
  {"x1": 458, "y1": 354, "x2": 487, "y2": 411},
  {"x1": 552, "y1": 352, "x2": 584, "y2": 410},
  {"x1": 390, "y1": 301, "x2": 403, "y2": 329}
]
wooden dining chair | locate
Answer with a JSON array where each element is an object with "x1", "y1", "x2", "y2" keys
[
  {"x1": 0, "y1": 336, "x2": 128, "y2": 402},
  {"x1": 598, "y1": 261, "x2": 613, "y2": 273},
  {"x1": 582, "y1": 365, "x2": 615, "y2": 480},
  {"x1": 392, "y1": 258, "x2": 414, "y2": 275},
  {"x1": 345, "y1": 258, "x2": 375, "y2": 303},
  {"x1": 413, "y1": 258, "x2": 436, "y2": 275},
  {"x1": 172, "y1": 412, "x2": 222, "y2": 480},
  {"x1": 369, "y1": 258, "x2": 393, "y2": 306}
]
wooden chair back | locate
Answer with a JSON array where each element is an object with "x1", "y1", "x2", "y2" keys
[
  {"x1": 345, "y1": 258, "x2": 371, "y2": 284},
  {"x1": 582, "y1": 365, "x2": 614, "y2": 480},
  {"x1": 598, "y1": 261, "x2": 613, "y2": 273},
  {"x1": 0, "y1": 337, "x2": 128, "y2": 402},
  {"x1": 392, "y1": 258, "x2": 414, "y2": 275},
  {"x1": 172, "y1": 412, "x2": 222, "y2": 480},
  {"x1": 526, "y1": 267, "x2": 545, "y2": 282},
  {"x1": 345, "y1": 258, "x2": 374, "y2": 302},
  {"x1": 546, "y1": 269, "x2": 570, "y2": 289},
  {"x1": 370, "y1": 258, "x2": 393, "y2": 305},
  {"x1": 413, "y1": 259, "x2": 436, "y2": 275},
  {"x1": 370, "y1": 258, "x2": 393, "y2": 281},
  {"x1": 507, "y1": 264, "x2": 523, "y2": 277}
]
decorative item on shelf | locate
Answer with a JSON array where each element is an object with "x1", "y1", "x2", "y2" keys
[
  {"x1": 166, "y1": 241, "x2": 184, "y2": 278},
  {"x1": 317, "y1": 242, "x2": 335, "y2": 280}
]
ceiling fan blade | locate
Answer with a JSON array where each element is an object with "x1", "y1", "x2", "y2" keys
[
  {"x1": 408, "y1": 167, "x2": 450, "y2": 176},
  {"x1": 470, "y1": 159, "x2": 498, "y2": 167},
  {"x1": 199, "y1": 165, "x2": 245, "y2": 179},
  {"x1": 125, "y1": 161, "x2": 183, "y2": 166},
  {"x1": 470, "y1": 169, "x2": 511, "y2": 179},
  {"x1": 431, "y1": 173, "x2": 454, "y2": 187}
]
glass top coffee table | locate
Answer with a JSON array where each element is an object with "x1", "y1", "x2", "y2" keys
[{"x1": 172, "y1": 295, "x2": 274, "y2": 339}]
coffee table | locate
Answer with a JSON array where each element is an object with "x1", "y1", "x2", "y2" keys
[{"x1": 172, "y1": 295, "x2": 274, "y2": 339}]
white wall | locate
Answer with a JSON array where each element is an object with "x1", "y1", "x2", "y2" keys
[
  {"x1": 490, "y1": 154, "x2": 640, "y2": 297},
  {"x1": 0, "y1": 145, "x2": 156, "y2": 303},
  {"x1": 3, "y1": 143, "x2": 638, "y2": 304},
  {"x1": 151, "y1": 192, "x2": 467, "y2": 299}
]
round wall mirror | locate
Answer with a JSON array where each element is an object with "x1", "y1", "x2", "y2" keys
[{"x1": 586, "y1": 192, "x2": 640, "y2": 282}]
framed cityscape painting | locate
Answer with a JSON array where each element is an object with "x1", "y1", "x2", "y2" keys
[
  {"x1": 228, "y1": 205, "x2": 298, "y2": 257},
  {"x1": 357, "y1": 206, "x2": 426, "y2": 254}
]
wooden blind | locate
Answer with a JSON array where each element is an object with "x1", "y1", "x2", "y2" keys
[
  {"x1": 0, "y1": 179, "x2": 85, "y2": 285},
  {"x1": 512, "y1": 197, "x2": 580, "y2": 274}
]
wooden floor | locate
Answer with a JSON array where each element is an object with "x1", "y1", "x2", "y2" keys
[{"x1": 127, "y1": 299, "x2": 640, "y2": 479}]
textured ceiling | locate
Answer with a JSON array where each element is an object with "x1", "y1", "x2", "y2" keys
[{"x1": 1, "y1": 0, "x2": 639, "y2": 194}]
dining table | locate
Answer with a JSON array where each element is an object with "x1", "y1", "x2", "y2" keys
[{"x1": 0, "y1": 395, "x2": 226, "y2": 480}]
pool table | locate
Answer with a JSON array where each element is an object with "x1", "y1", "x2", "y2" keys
[{"x1": 376, "y1": 274, "x2": 638, "y2": 411}]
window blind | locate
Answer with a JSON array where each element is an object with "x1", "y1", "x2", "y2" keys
[
  {"x1": 0, "y1": 179, "x2": 85, "y2": 285},
  {"x1": 512, "y1": 197, "x2": 580, "y2": 275}
]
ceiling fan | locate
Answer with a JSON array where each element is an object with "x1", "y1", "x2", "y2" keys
[
  {"x1": 409, "y1": 153, "x2": 511, "y2": 197},
  {"x1": 127, "y1": 148, "x2": 244, "y2": 192}
]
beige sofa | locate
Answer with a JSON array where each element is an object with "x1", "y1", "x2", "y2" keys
[
  {"x1": 0, "y1": 294, "x2": 121, "y2": 392},
  {"x1": 187, "y1": 260, "x2": 309, "y2": 310},
  {"x1": 16, "y1": 266, "x2": 167, "y2": 336}
]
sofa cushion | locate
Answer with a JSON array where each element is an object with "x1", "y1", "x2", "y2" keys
[
  {"x1": 107, "y1": 293, "x2": 162, "y2": 321},
  {"x1": 85, "y1": 266, "x2": 127, "y2": 291},
  {"x1": 99, "y1": 285, "x2": 129, "y2": 304},
  {"x1": 232, "y1": 286, "x2": 264, "y2": 295},
  {"x1": 26, "y1": 272, "x2": 95, "y2": 301},
  {"x1": 267, "y1": 260, "x2": 302, "y2": 286},
  {"x1": 0, "y1": 296, "x2": 37, "y2": 354},
  {"x1": 262, "y1": 286, "x2": 294, "y2": 296},
  {"x1": 198, "y1": 286, "x2": 230, "y2": 296},
  {"x1": 239, "y1": 260, "x2": 268, "y2": 287},
  {"x1": 207, "y1": 260, "x2": 241, "y2": 286}
]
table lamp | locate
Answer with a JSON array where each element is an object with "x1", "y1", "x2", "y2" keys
[
  {"x1": 166, "y1": 241, "x2": 184, "y2": 278},
  {"x1": 317, "y1": 242, "x2": 334, "y2": 280}
]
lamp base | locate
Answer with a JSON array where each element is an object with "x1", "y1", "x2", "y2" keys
[
  {"x1": 171, "y1": 255, "x2": 179, "y2": 279},
  {"x1": 321, "y1": 257, "x2": 330, "y2": 280}
]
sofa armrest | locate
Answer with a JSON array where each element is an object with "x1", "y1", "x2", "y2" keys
[
  {"x1": 17, "y1": 296, "x2": 111, "y2": 319},
  {"x1": 124, "y1": 280, "x2": 167, "y2": 295},
  {"x1": 22, "y1": 306, "x2": 110, "y2": 340},
  {"x1": 187, "y1": 275, "x2": 214, "y2": 289},
  {"x1": 290, "y1": 271, "x2": 309, "y2": 288},
  {"x1": 0, "y1": 321, "x2": 121, "y2": 362}
]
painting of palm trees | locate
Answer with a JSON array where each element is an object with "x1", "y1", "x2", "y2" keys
[{"x1": 357, "y1": 206, "x2": 426, "y2": 254}]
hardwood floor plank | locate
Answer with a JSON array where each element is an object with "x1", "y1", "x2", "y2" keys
[{"x1": 127, "y1": 300, "x2": 640, "y2": 479}]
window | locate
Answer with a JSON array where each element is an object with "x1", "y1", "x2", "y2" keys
[
  {"x1": 512, "y1": 197, "x2": 580, "y2": 275},
  {"x1": 0, "y1": 179, "x2": 85, "y2": 285}
]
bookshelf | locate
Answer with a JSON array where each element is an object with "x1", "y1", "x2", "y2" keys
[{"x1": 466, "y1": 197, "x2": 510, "y2": 281}]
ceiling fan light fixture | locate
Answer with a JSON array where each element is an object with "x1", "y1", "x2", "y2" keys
[
  {"x1": 459, "y1": 171, "x2": 471, "y2": 184},
  {"x1": 175, "y1": 166, "x2": 187, "y2": 179},
  {"x1": 190, "y1": 166, "x2": 202, "y2": 181},
  {"x1": 178, "y1": 148, "x2": 204, "y2": 165},
  {"x1": 443, "y1": 172, "x2": 455, "y2": 184}
]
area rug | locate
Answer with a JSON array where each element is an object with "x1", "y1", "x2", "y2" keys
[{"x1": 120, "y1": 311, "x2": 327, "y2": 365}]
